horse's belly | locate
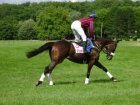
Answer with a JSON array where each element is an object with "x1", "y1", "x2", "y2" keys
[{"x1": 67, "y1": 54, "x2": 87, "y2": 64}]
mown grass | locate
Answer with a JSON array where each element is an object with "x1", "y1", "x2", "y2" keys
[{"x1": 0, "y1": 40, "x2": 140, "y2": 105}]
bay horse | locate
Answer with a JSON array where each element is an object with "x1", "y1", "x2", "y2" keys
[{"x1": 26, "y1": 38, "x2": 119, "y2": 86}]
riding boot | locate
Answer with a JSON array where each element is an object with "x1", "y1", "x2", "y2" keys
[
  {"x1": 83, "y1": 41, "x2": 87, "y2": 53},
  {"x1": 83, "y1": 41, "x2": 89, "y2": 63}
]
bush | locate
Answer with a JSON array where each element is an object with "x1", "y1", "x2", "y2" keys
[
  {"x1": 132, "y1": 35, "x2": 137, "y2": 41},
  {"x1": 18, "y1": 19, "x2": 37, "y2": 40},
  {"x1": 36, "y1": 6, "x2": 72, "y2": 40},
  {"x1": 0, "y1": 18, "x2": 18, "y2": 40}
]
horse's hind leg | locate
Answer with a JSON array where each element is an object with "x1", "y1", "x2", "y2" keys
[{"x1": 36, "y1": 61, "x2": 58, "y2": 86}]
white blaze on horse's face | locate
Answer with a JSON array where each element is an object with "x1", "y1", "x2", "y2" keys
[
  {"x1": 104, "y1": 42, "x2": 117, "y2": 60},
  {"x1": 106, "y1": 51, "x2": 116, "y2": 60}
]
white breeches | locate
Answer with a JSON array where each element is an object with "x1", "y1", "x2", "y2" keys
[{"x1": 71, "y1": 20, "x2": 87, "y2": 42}]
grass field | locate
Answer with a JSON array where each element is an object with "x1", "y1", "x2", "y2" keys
[{"x1": 0, "y1": 40, "x2": 140, "y2": 105}]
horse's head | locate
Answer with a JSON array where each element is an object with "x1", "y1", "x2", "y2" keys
[
  {"x1": 95, "y1": 38, "x2": 119, "y2": 60},
  {"x1": 103, "y1": 39, "x2": 119, "y2": 60}
]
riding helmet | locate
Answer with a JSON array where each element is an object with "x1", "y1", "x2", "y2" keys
[{"x1": 89, "y1": 13, "x2": 97, "y2": 18}]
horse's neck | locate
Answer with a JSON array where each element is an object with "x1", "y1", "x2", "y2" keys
[
  {"x1": 94, "y1": 41, "x2": 104, "y2": 49},
  {"x1": 95, "y1": 39, "x2": 111, "y2": 49}
]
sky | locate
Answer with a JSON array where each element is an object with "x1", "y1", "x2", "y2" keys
[{"x1": 0, "y1": 0, "x2": 139, "y2": 4}]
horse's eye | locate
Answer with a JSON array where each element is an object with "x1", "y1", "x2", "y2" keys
[
  {"x1": 105, "y1": 46, "x2": 109, "y2": 51},
  {"x1": 112, "y1": 49, "x2": 116, "y2": 52}
]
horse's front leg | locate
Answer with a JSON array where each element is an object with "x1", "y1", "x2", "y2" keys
[
  {"x1": 95, "y1": 61, "x2": 117, "y2": 82},
  {"x1": 85, "y1": 60, "x2": 95, "y2": 84}
]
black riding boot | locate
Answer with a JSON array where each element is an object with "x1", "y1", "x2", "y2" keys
[
  {"x1": 83, "y1": 41, "x2": 87, "y2": 53},
  {"x1": 83, "y1": 41, "x2": 89, "y2": 63}
]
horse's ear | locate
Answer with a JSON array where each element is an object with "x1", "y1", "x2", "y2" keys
[
  {"x1": 113, "y1": 38, "x2": 121, "y2": 43},
  {"x1": 113, "y1": 37, "x2": 117, "y2": 42},
  {"x1": 116, "y1": 40, "x2": 119, "y2": 43},
  {"x1": 116, "y1": 39, "x2": 121, "y2": 43}
]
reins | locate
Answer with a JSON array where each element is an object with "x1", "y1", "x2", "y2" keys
[
  {"x1": 94, "y1": 41, "x2": 103, "y2": 52},
  {"x1": 94, "y1": 41, "x2": 110, "y2": 55}
]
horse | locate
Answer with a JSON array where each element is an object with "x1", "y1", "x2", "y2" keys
[{"x1": 26, "y1": 38, "x2": 119, "y2": 86}]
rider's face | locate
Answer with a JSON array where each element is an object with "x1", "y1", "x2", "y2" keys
[{"x1": 92, "y1": 18, "x2": 96, "y2": 21}]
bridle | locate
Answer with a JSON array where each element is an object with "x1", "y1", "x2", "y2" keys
[
  {"x1": 102, "y1": 47, "x2": 115, "y2": 56},
  {"x1": 94, "y1": 42, "x2": 102, "y2": 51},
  {"x1": 94, "y1": 41, "x2": 115, "y2": 57}
]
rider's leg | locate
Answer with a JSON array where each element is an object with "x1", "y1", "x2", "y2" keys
[
  {"x1": 71, "y1": 21, "x2": 82, "y2": 42},
  {"x1": 86, "y1": 38, "x2": 94, "y2": 52},
  {"x1": 76, "y1": 27, "x2": 87, "y2": 52},
  {"x1": 77, "y1": 27, "x2": 87, "y2": 42},
  {"x1": 71, "y1": 20, "x2": 87, "y2": 52},
  {"x1": 87, "y1": 38, "x2": 94, "y2": 47},
  {"x1": 72, "y1": 30, "x2": 81, "y2": 42}
]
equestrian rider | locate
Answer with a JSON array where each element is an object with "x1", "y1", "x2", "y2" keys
[{"x1": 71, "y1": 13, "x2": 97, "y2": 52}]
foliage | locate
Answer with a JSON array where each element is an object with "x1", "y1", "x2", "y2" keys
[
  {"x1": 133, "y1": 6, "x2": 140, "y2": 38},
  {"x1": 69, "y1": 11, "x2": 81, "y2": 21},
  {"x1": 0, "y1": 17, "x2": 18, "y2": 40},
  {"x1": 0, "y1": 1, "x2": 140, "y2": 40},
  {"x1": 18, "y1": 19, "x2": 37, "y2": 40},
  {"x1": 36, "y1": 6, "x2": 71, "y2": 40},
  {"x1": 104, "y1": 6, "x2": 135, "y2": 38},
  {"x1": 94, "y1": 8, "x2": 109, "y2": 37}
]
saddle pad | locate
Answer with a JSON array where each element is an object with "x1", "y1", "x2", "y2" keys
[{"x1": 72, "y1": 43, "x2": 84, "y2": 53}]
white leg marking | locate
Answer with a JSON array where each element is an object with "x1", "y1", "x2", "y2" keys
[
  {"x1": 47, "y1": 73, "x2": 54, "y2": 85},
  {"x1": 85, "y1": 78, "x2": 89, "y2": 84},
  {"x1": 110, "y1": 52, "x2": 115, "y2": 56},
  {"x1": 39, "y1": 73, "x2": 45, "y2": 82},
  {"x1": 106, "y1": 71, "x2": 113, "y2": 78}
]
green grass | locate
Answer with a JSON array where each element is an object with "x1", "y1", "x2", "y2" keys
[{"x1": 0, "y1": 40, "x2": 140, "y2": 105}]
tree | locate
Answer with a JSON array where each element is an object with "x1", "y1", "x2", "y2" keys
[
  {"x1": 0, "y1": 17, "x2": 18, "y2": 40},
  {"x1": 0, "y1": 1, "x2": 140, "y2": 40},
  {"x1": 134, "y1": 7, "x2": 140, "y2": 38},
  {"x1": 36, "y1": 6, "x2": 71, "y2": 40},
  {"x1": 94, "y1": 9, "x2": 109, "y2": 37},
  {"x1": 69, "y1": 11, "x2": 81, "y2": 21},
  {"x1": 104, "y1": 6, "x2": 135, "y2": 38},
  {"x1": 18, "y1": 19, "x2": 37, "y2": 40}
]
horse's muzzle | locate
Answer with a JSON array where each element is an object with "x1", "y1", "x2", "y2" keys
[
  {"x1": 107, "y1": 52, "x2": 115, "y2": 60},
  {"x1": 107, "y1": 55, "x2": 113, "y2": 60}
]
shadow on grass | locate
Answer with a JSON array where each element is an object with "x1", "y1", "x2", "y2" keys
[
  {"x1": 53, "y1": 78, "x2": 123, "y2": 85},
  {"x1": 39, "y1": 79, "x2": 123, "y2": 86},
  {"x1": 90, "y1": 79, "x2": 122, "y2": 84},
  {"x1": 55, "y1": 81, "x2": 77, "y2": 85}
]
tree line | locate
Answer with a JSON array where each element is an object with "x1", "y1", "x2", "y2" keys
[{"x1": 0, "y1": 0, "x2": 140, "y2": 40}]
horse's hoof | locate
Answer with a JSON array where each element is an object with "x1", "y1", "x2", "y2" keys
[
  {"x1": 85, "y1": 78, "x2": 89, "y2": 85},
  {"x1": 36, "y1": 81, "x2": 42, "y2": 86},
  {"x1": 111, "y1": 77, "x2": 118, "y2": 82},
  {"x1": 49, "y1": 81, "x2": 54, "y2": 86}
]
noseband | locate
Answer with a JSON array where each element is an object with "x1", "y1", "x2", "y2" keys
[{"x1": 103, "y1": 47, "x2": 115, "y2": 56}]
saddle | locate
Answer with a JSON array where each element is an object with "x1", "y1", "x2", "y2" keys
[
  {"x1": 72, "y1": 38, "x2": 94, "y2": 53},
  {"x1": 72, "y1": 42, "x2": 84, "y2": 53}
]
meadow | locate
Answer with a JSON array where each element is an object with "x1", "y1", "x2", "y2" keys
[{"x1": 0, "y1": 40, "x2": 140, "y2": 105}]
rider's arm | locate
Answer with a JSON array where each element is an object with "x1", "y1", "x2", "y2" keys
[{"x1": 89, "y1": 20, "x2": 94, "y2": 38}]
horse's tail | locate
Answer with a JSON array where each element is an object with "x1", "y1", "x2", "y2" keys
[{"x1": 26, "y1": 42, "x2": 54, "y2": 58}]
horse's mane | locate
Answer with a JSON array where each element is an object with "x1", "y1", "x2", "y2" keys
[
  {"x1": 95, "y1": 38, "x2": 114, "y2": 44},
  {"x1": 96, "y1": 38, "x2": 113, "y2": 41}
]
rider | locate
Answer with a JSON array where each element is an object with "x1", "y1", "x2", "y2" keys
[{"x1": 71, "y1": 13, "x2": 97, "y2": 52}]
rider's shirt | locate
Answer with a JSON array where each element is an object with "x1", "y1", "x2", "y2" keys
[{"x1": 79, "y1": 17, "x2": 95, "y2": 38}]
